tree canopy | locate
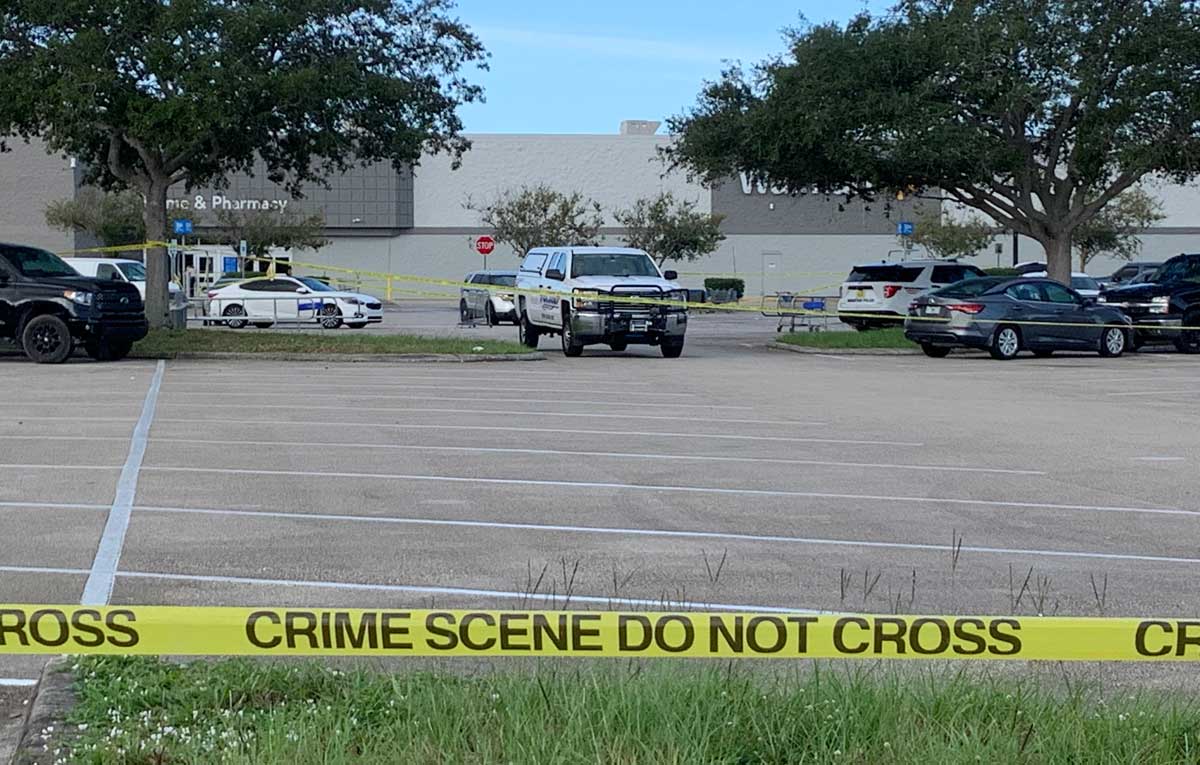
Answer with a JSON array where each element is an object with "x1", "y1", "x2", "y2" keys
[
  {"x1": 667, "y1": 0, "x2": 1200, "y2": 283},
  {"x1": 1072, "y1": 187, "x2": 1165, "y2": 272},
  {"x1": 467, "y1": 185, "x2": 605, "y2": 259},
  {"x1": 0, "y1": 0, "x2": 485, "y2": 325},
  {"x1": 213, "y1": 208, "x2": 329, "y2": 261},
  {"x1": 615, "y1": 193, "x2": 726, "y2": 267},
  {"x1": 44, "y1": 188, "x2": 145, "y2": 248},
  {"x1": 909, "y1": 212, "x2": 996, "y2": 261}
]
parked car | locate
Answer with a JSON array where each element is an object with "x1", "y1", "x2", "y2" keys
[
  {"x1": 514, "y1": 247, "x2": 687, "y2": 357},
  {"x1": 1019, "y1": 270, "x2": 1102, "y2": 298},
  {"x1": 207, "y1": 275, "x2": 383, "y2": 329},
  {"x1": 837, "y1": 260, "x2": 987, "y2": 330},
  {"x1": 1099, "y1": 261, "x2": 1162, "y2": 290},
  {"x1": 905, "y1": 276, "x2": 1132, "y2": 360},
  {"x1": 63, "y1": 257, "x2": 187, "y2": 308},
  {"x1": 1099, "y1": 252, "x2": 1200, "y2": 353},
  {"x1": 460, "y1": 270, "x2": 517, "y2": 325},
  {"x1": 0, "y1": 242, "x2": 147, "y2": 363}
]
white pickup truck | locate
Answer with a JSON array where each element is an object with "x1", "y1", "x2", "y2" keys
[{"x1": 514, "y1": 247, "x2": 688, "y2": 357}]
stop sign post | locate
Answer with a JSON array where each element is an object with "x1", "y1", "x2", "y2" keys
[{"x1": 474, "y1": 235, "x2": 496, "y2": 268}]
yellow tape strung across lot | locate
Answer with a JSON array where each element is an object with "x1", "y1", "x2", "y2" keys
[
  {"x1": 70, "y1": 244, "x2": 1194, "y2": 334},
  {"x1": 1, "y1": 606, "x2": 1199, "y2": 661}
]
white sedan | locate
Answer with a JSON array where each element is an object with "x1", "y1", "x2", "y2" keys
[{"x1": 206, "y1": 275, "x2": 383, "y2": 329}]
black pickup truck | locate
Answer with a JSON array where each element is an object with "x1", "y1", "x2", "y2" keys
[
  {"x1": 0, "y1": 242, "x2": 149, "y2": 363},
  {"x1": 1099, "y1": 253, "x2": 1200, "y2": 353}
]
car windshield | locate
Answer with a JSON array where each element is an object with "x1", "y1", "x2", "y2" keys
[
  {"x1": 847, "y1": 265, "x2": 924, "y2": 283},
  {"x1": 1152, "y1": 257, "x2": 1200, "y2": 284},
  {"x1": 490, "y1": 275, "x2": 516, "y2": 287},
  {"x1": 117, "y1": 262, "x2": 146, "y2": 281},
  {"x1": 570, "y1": 253, "x2": 659, "y2": 278},
  {"x1": 297, "y1": 277, "x2": 336, "y2": 292},
  {"x1": 930, "y1": 277, "x2": 1007, "y2": 298},
  {"x1": 0, "y1": 245, "x2": 78, "y2": 278},
  {"x1": 1071, "y1": 275, "x2": 1099, "y2": 291}
]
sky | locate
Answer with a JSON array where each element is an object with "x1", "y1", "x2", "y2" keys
[{"x1": 452, "y1": 0, "x2": 892, "y2": 134}]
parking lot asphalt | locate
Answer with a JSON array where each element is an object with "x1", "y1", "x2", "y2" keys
[{"x1": 1, "y1": 310, "x2": 1199, "y2": 685}]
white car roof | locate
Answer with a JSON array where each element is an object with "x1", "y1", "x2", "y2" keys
[
  {"x1": 528, "y1": 246, "x2": 650, "y2": 256},
  {"x1": 62, "y1": 257, "x2": 140, "y2": 266}
]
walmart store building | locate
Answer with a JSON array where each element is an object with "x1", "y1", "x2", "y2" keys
[{"x1": 4, "y1": 122, "x2": 1198, "y2": 295}]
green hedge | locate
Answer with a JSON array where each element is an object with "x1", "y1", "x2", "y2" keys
[
  {"x1": 703, "y1": 278, "x2": 745, "y2": 298},
  {"x1": 982, "y1": 267, "x2": 1020, "y2": 276}
]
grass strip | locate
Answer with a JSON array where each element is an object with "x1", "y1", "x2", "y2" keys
[
  {"x1": 52, "y1": 657, "x2": 1200, "y2": 763},
  {"x1": 776, "y1": 327, "x2": 917, "y2": 349},
  {"x1": 131, "y1": 329, "x2": 529, "y2": 357}
]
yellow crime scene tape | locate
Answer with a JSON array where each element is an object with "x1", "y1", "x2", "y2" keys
[
  {"x1": 62, "y1": 244, "x2": 1195, "y2": 334},
  {"x1": 0, "y1": 606, "x2": 1198, "y2": 661}
]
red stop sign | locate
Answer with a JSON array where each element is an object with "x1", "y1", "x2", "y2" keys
[{"x1": 475, "y1": 236, "x2": 496, "y2": 255}]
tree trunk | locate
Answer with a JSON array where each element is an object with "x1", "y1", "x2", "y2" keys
[
  {"x1": 141, "y1": 178, "x2": 172, "y2": 329},
  {"x1": 1043, "y1": 237, "x2": 1072, "y2": 284}
]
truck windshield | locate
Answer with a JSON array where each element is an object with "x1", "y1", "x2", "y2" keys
[
  {"x1": 117, "y1": 262, "x2": 146, "y2": 281},
  {"x1": 0, "y1": 245, "x2": 78, "y2": 278},
  {"x1": 1152, "y1": 257, "x2": 1200, "y2": 284},
  {"x1": 571, "y1": 253, "x2": 659, "y2": 278}
]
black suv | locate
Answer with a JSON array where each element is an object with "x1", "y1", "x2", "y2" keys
[
  {"x1": 1099, "y1": 253, "x2": 1200, "y2": 353},
  {"x1": 0, "y1": 242, "x2": 149, "y2": 363}
]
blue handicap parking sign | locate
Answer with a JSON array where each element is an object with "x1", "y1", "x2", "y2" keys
[
  {"x1": 897, "y1": 221, "x2": 915, "y2": 236},
  {"x1": 173, "y1": 219, "x2": 194, "y2": 235}
]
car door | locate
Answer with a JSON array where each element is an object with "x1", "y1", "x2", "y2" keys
[
  {"x1": 269, "y1": 278, "x2": 304, "y2": 321},
  {"x1": 541, "y1": 252, "x2": 567, "y2": 326},
  {"x1": 1002, "y1": 282, "x2": 1057, "y2": 347},
  {"x1": 0, "y1": 260, "x2": 18, "y2": 334},
  {"x1": 1039, "y1": 282, "x2": 1094, "y2": 347}
]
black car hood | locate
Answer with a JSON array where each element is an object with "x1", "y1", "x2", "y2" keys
[
  {"x1": 34, "y1": 275, "x2": 139, "y2": 296},
  {"x1": 1101, "y1": 282, "x2": 1172, "y2": 300}
]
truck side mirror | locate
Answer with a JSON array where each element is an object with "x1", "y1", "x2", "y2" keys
[
  {"x1": 545, "y1": 268, "x2": 564, "y2": 281},
  {"x1": 663, "y1": 270, "x2": 678, "y2": 280}
]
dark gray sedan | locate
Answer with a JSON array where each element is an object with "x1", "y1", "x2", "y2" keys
[{"x1": 904, "y1": 277, "x2": 1133, "y2": 360}]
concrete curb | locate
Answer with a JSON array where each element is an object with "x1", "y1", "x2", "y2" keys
[
  {"x1": 12, "y1": 658, "x2": 73, "y2": 765},
  {"x1": 130, "y1": 351, "x2": 545, "y2": 363},
  {"x1": 768, "y1": 341, "x2": 921, "y2": 356}
]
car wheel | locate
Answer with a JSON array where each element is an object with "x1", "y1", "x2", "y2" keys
[
  {"x1": 561, "y1": 310, "x2": 584, "y2": 357},
  {"x1": 989, "y1": 325, "x2": 1021, "y2": 360},
  {"x1": 84, "y1": 338, "x2": 132, "y2": 362},
  {"x1": 1032, "y1": 350, "x2": 1054, "y2": 358},
  {"x1": 609, "y1": 342, "x2": 628, "y2": 352},
  {"x1": 518, "y1": 312, "x2": 540, "y2": 349},
  {"x1": 22, "y1": 314, "x2": 73, "y2": 364},
  {"x1": 459, "y1": 300, "x2": 470, "y2": 323},
  {"x1": 485, "y1": 302, "x2": 497, "y2": 327},
  {"x1": 661, "y1": 338, "x2": 685, "y2": 358},
  {"x1": 920, "y1": 344, "x2": 951, "y2": 358},
  {"x1": 222, "y1": 304, "x2": 248, "y2": 329},
  {"x1": 319, "y1": 304, "x2": 343, "y2": 329},
  {"x1": 1174, "y1": 312, "x2": 1200, "y2": 354},
  {"x1": 1099, "y1": 327, "x2": 1127, "y2": 358}
]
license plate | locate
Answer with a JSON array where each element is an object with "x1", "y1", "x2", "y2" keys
[
  {"x1": 925, "y1": 306, "x2": 941, "y2": 315},
  {"x1": 855, "y1": 290, "x2": 865, "y2": 299},
  {"x1": 631, "y1": 321, "x2": 648, "y2": 332}
]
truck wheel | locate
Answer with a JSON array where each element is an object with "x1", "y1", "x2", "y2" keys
[
  {"x1": 22, "y1": 314, "x2": 74, "y2": 364},
  {"x1": 85, "y1": 338, "x2": 133, "y2": 362},
  {"x1": 561, "y1": 311, "x2": 584, "y2": 357},
  {"x1": 518, "y1": 312, "x2": 540, "y2": 348},
  {"x1": 222, "y1": 304, "x2": 248, "y2": 329},
  {"x1": 1174, "y1": 312, "x2": 1200, "y2": 354},
  {"x1": 661, "y1": 338, "x2": 685, "y2": 358}
]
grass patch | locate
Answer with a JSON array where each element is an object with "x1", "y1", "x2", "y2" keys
[
  {"x1": 131, "y1": 329, "x2": 529, "y2": 357},
  {"x1": 55, "y1": 657, "x2": 1200, "y2": 763},
  {"x1": 777, "y1": 327, "x2": 917, "y2": 349}
]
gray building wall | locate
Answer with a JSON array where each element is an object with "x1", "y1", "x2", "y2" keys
[{"x1": 0, "y1": 139, "x2": 77, "y2": 252}]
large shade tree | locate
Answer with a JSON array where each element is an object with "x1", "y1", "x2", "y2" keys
[
  {"x1": 667, "y1": 0, "x2": 1200, "y2": 284},
  {"x1": 0, "y1": 0, "x2": 485, "y2": 326}
]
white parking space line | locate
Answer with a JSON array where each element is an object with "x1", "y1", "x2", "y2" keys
[
  {"x1": 153, "y1": 419, "x2": 923, "y2": 447},
  {"x1": 159, "y1": 382, "x2": 699, "y2": 397},
  {"x1": 1106, "y1": 389, "x2": 1193, "y2": 397},
  {"x1": 140, "y1": 466, "x2": 1192, "y2": 518},
  {"x1": 0, "y1": 501, "x2": 106, "y2": 511},
  {"x1": 0, "y1": 465, "x2": 119, "y2": 471},
  {"x1": 154, "y1": 403, "x2": 824, "y2": 427},
  {"x1": 0, "y1": 679, "x2": 37, "y2": 687},
  {"x1": 162, "y1": 392, "x2": 756, "y2": 411},
  {"x1": 0, "y1": 436, "x2": 128, "y2": 444},
  {"x1": 151, "y1": 438, "x2": 1044, "y2": 476},
  {"x1": 0, "y1": 564, "x2": 89, "y2": 576},
  {"x1": 1133, "y1": 457, "x2": 1186, "y2": 462},
  {"x1": 138, "y1": 506, "x2": 1200, "y2": 567},
  {"x1": 80, "y1": 360, "x2": 165, "y2": 606},
  {"x1": 116, "y1": 570, "x2": 824, "y2": 614}
]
